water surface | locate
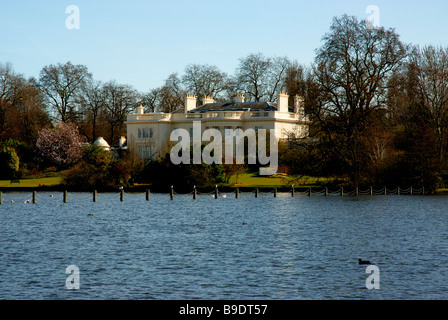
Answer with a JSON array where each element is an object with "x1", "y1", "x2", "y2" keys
[{"x1": 1, "y1": 191, "x2": 447, "y2": 300}]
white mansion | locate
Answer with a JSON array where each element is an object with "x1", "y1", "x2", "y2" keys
[{"x1": 125, "y1": 91, "x2": 310, "y2": 160}]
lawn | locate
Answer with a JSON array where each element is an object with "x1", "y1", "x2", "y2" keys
[
  {"x1": 0, "y1": 177, "x2": 63, "y2": 188},
  {"x1": 0, "y1": 173, "x2": 327, "y2": 189},
  {"x1": 228, "y1": 172, "x2": 330, "y2": 188},
  {"x1": 2, "y1": 174, "x2": 445, "y2": 193}
]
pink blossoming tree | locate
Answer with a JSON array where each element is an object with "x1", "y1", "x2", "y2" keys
[{"x1": 35, "y1": 122, "x2": 85, "y2": 167}]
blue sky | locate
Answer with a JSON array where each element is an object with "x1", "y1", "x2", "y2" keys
[{"x1": 1, "y1": 0, "x2": 447, "y2": 92}]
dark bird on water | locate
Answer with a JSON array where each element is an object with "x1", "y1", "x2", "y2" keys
[{"x1": 358, "y1": 259, "x2": 372, "y2": 265}]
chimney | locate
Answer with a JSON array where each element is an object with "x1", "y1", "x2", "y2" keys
[
  {"x1": 184, "y1": 94, "x2": 197, "y2": 113},
  {"x1": 278, "y1": 92, "x2": 289, "y2": 113},
  {"x1": 234, "y1": 94, "x2": 245, "y2": 103},
  {"x1": 294, "y1": 95, "x2": 305, "y2": 116},
  {"x1": 136, "y1": 104, "x2": 144, "y2": 114},
  {"x1": 203, "y1": 96, "x2": 215, "y2": 105}
]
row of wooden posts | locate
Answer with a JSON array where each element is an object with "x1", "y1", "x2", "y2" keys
[
  {"x1": 185, "y1": 186, "x2": 425, "y2": 199},
  {"x1": 0, "y1": 186, "x2": 425, "y2": 204},
  {"x1": 187, "y1": 185, "x2": 423, "y2": 199}
]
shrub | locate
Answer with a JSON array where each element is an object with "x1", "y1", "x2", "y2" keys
[
  {"x1": 0, "y1": 146, "x2": 20, "y2": 179},
  {"x1": 43, "y1": 166, "x2": 58, "y2": 173},
  {"x1": 141, "y1": 154, "x2": 224, "y2": 191},
  {"x1": 62, "y1": 144, "x2": 113, "y2": 189},
  {"x1": 110, "y1": 160, "x2": 132, "y2": 186}
]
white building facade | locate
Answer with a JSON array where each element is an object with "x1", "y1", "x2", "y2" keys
[{"x1": 125, "y1": 92, "x2": 310, "y2": 160}]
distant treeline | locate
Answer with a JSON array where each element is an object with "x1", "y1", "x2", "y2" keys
[{"x1": 1, "y1": 14, "x2": 447, "y2": 190}]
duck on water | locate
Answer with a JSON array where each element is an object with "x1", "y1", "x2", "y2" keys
[{"x1": 358, "y1": 259, "x2": 373, "y2": 265}]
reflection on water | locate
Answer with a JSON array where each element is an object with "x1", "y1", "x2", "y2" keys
[{"x1": 1, "y1": 192, "x2": 447, "y2": 299}]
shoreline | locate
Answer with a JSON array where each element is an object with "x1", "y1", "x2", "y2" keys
[{"x1": 1, "y1": 184, "x2": 447, "y2": 195}]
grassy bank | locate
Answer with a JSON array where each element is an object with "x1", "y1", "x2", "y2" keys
[
  {"x1": 0, "y1": 173, "x2": 329, "y2": 189},
  {"x1": 0, "y1": 173, "x2": 329, "y2": 192},
  {"x1": 1, "y1": 174, "x2": 447, "y2": 194},
  {"x1": 0, "y1": 177, "x2": 62, "y2": 188},
  {"x1": 229, "y1": 172, "x2": 330, "y2": 188}
]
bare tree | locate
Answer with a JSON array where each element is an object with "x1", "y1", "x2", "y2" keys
[
  {"x1": 140, "y1": 88, "x2": 160, "y2": 113},
  {"x1": 102, "y1": 81, "x2": 139, "y2": 144},
  {"x1": 235, "y1": 53, "x2": 272, "y2": 102},
  {"x1": 412, "y1": 45, "x2": 448, "y2": 162},
  {"x1": 0, "y1": 62, "x2": 21, "y2": 137},
  {"x1": 266, "y1": 56, "x2": 291, "y2": 101},
  {"x1": 0, "y1": 63, "x2": 50, "y2": 144},
  {"x1": 235, "y1": 53, "x2": 292, "y2": 102},
  {"x1": 313, "y1": 15, "x2": 408, "y2": 184},
  {"x1": 77, "y1": 79, "x2": 106, "y2": 142},
  {"x1": 0, "y1": 62, "x2": 15, "y2": 100},
  {"x1": 284, "y1": 61, "x2": 309, "y2": 96},
  {"x1": 162, "y1": 73, "x2": 185, "y2": 111},
  {"x1": 146, "y1": 73, "x2": 185, "y2": 113},
  {"x1": 39, "y1": 61, "x2": 92, "y2": 122},
  {"x1": 13, "y1": 78, "x2": 50, "y2": 145},
  {"x1": 181, "y1": 64, "x2": 229, "y2": 103}
]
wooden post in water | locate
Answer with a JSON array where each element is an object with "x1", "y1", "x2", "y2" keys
[
  {"x1": 193, "y1": 186, "x2": 197, "y2": 200},
  {"x1": 384, "y1": 186, "x2": 387, "y2": 195},
  {"x1": 356, "y1": 187, "x2": 359, "y2": 197},
  {"x1": 214, "y1": 185, "x2": 218, "y2": 199},
  {"x1": 255, "y1": 188, "x2": 259, "y2": 198},
  {"x1": 170, "y1": 186, "x2": 174, "y2": 200},
  {"x1": 93, "y1": 190, "x2": 97, "y2": 202},
  {"x1": 340, "y1": 187, "x2": 344, "y2": 196},
  {"x1": 0, "y1": 191, "x2": 2, "y2": 205},
  {"x1": 120, "y1": 189, "x2": 124, "y2": 202},
  {"x1": 325, "y1": 187, "x2": 328, "y2": 196},
  {"x1": 235, "y1": 188, "x2": 239, "y2": 198},
  {"x1": 32, "y1": 191, "x2": 36, "y2": 204},
  {"x1": 63, "y1": 190, "x2": 68, "y2": 203},
  {"x1": 274, "y1": 188, "x2": 277, "y2": 198},
  {"x1": 370, "y1": 186, "x2": 373, "y2": 196},
  {"x1": 422, "y1": 186, "x2": 425, "y2": 195},
  {"x1": 398, "y1": 186, "x2": 400, "y2": 195},
  {"x1": 308, "y1": 188, "x2": 312, "y2": 197},
  {"x1": 410, "y1": 186, "x2": 413, "y2": 195},
  {"x1": 291, "y1": 185, "x2": 295, "y2": 197},
  {"x1": 146, "y1": 189, "x2": 150, "y2": 201}
]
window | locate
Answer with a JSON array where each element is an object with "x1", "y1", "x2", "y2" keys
[
  {"x1": 138, "y1": 146, "x2": 152, "y2": 160},
  {"x1": 138, "y1": 128, "x2": 152, "y2": 139},
  {"x1": 138, "y1": 128, "x2": 151, "y2": 139}
]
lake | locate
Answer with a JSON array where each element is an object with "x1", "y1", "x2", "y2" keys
[{"x1": 1, "y1": 191, "x2": 447, "y2": 300}]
